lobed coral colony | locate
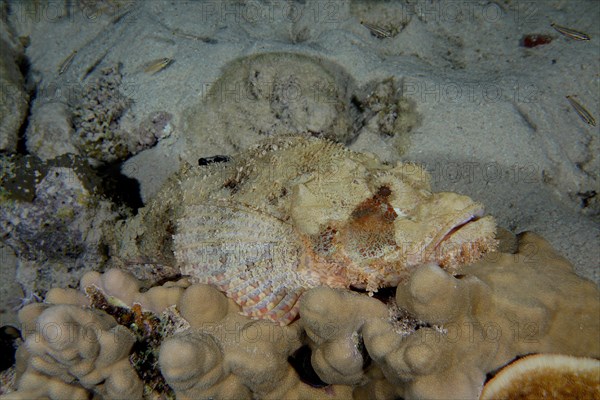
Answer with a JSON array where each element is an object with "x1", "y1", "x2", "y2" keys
[{"x1": 2, "y1": 137, "x2": 599, "y2": 399}]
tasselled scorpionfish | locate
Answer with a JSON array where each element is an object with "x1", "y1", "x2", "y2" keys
[{"x1": 113, "y1": 136, "x2": 497, "y2": 325}]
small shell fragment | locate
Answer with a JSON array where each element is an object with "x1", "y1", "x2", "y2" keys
[
  {"x1": 566, "y1": 95, "x2": 596, "y2": 126},
  {"x1": 143, "y1": 57, "x2": 174, "y2": 75},
  {"x1": 551, "y1": 23, "x2": 591, "y2": 41}
]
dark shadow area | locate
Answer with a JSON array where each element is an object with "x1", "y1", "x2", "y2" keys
[{"x1": 95, "y1": 161, "x2": 144, "y2": 213}]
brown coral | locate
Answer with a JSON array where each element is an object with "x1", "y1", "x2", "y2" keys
[
  {"x1": 6, "y1": 303, "x2": 143, "y2": 400},
  {"x1": 3, "y1": 269, "x2": 354, "y2": 399},
  {"x1": 4, "y1": 232, "x2": 598, "y2": 399},
  {"x1": 480, "y1": 354, "x2": 600, "y2": 399},
  {"x1": 300, "y1": 232, "x2": 600, "y2": 399}
]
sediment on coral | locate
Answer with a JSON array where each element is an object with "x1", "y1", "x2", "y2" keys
[
  {"x1": 181, "y1": 53, "x2": 362, "y2": 163},
  {"x1": 181, "y1": 53, "x2": 421, "y2": 166}
]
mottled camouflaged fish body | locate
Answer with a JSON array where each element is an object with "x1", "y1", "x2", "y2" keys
[
  {"x1": 175, "y1": 203, "x2": 311, "y2": 323},
  {"x1": 170, "y1": 136, "x2": 497, "y2": 325}
]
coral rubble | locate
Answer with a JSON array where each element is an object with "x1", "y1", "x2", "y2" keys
[{"x1": 71, "y1": 64, "x2": 132, "y2": 163}]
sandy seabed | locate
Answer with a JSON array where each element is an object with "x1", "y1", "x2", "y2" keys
[{"x1": 0, "y1": 0, "x2": 598, "y2": 398}]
